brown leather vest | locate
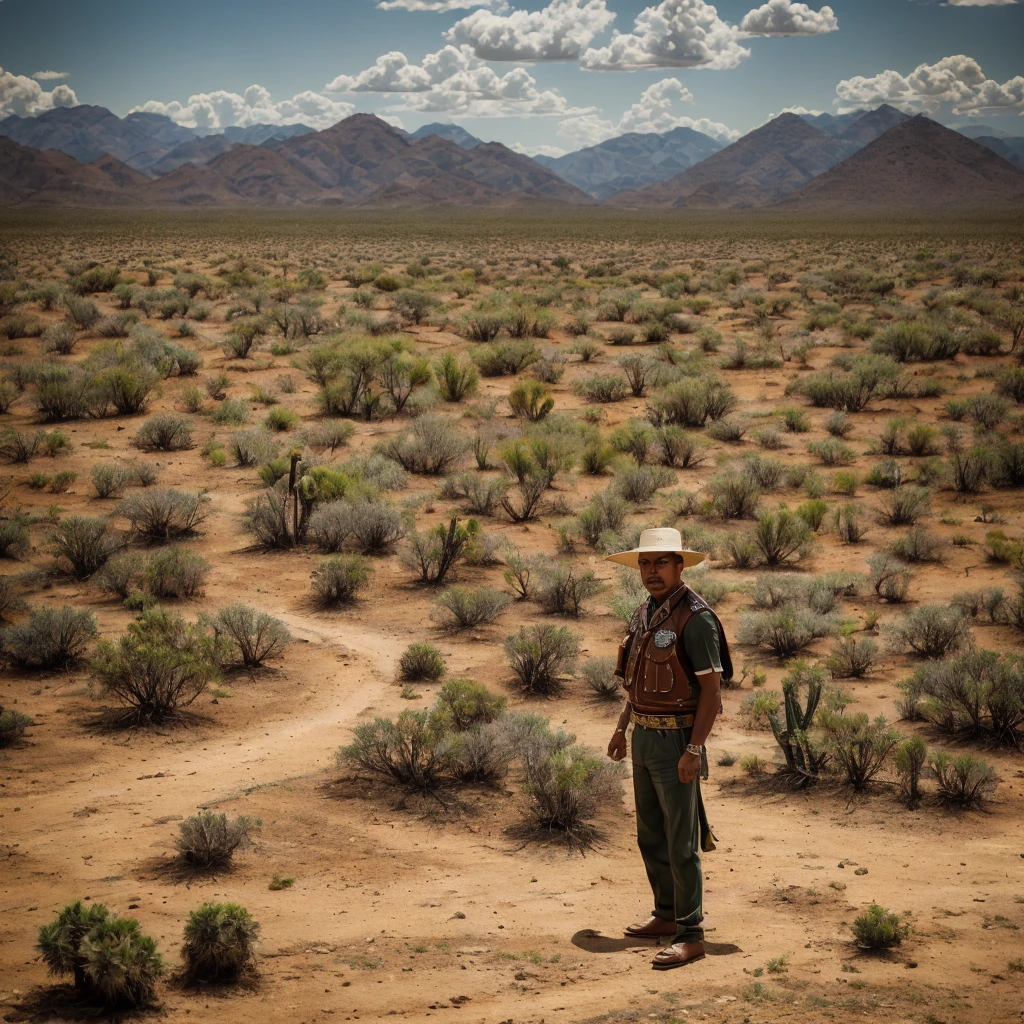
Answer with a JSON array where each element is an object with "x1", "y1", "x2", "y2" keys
[{"x1": 615, "y1": 584, "x2": 729, "y2": 715}]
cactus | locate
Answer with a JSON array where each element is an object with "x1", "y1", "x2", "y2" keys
[{"x1": 767, "y1": 661, "x2": 828, "y2": 784}]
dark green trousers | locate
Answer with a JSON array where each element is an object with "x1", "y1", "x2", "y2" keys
[{"x1": 631, "y1": 724, "x2": 704, "y2": 944}]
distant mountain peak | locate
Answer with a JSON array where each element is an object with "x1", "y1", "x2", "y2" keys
[{"x1": 411, "y1": 122, "x2": 483, "y2": 149}]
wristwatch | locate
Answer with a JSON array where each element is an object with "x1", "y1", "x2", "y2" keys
[{"x1": 685, "y1": 743, "x2": 702, "y2": 756}]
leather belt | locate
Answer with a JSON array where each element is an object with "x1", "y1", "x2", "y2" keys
[{"x1": 630, "y1": 711, "x2": 695, "y2": 730}]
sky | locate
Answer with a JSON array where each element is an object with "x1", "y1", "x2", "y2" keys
[{"x1": 1, "y1": 0, "x2": 1022, "y2": 156}]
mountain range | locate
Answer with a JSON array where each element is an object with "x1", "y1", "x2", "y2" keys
[{"x1": 1, "y1": 104, "x2": 1022, "y2": 210}]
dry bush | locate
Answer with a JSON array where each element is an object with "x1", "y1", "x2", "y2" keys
[
  {"x1": 930, "y1": 751, "x2": 997, "y2": 808},
  {"x1": 311, "y1": 555, "x2": 372, "y2": 605},
  {"x1": 738, "y1": 608, "x2": 838, "y2": 659},
  {"x1": 535, "y1": 563, "x2": 603, "y2": 617},
  {"x1": 210, "y1": 604, "x2": 291, "y2": 667},
  {"x1": 505, "y1": 624, "x2": 580, "y2": 694},
  {"x1": 582, "y1": 657, "x2": 621, "y2": 702},
  {"x1": 144, "y1": 547, "x2": 210, "y2": 599},
  {"x1": 885, "y1": 604, "x2": 972, "y2": 659},
  {"x1": 2, "y1": 606, "x2": 97, "y2": 668},
  {"x1": 435, "y1": 586, "x2": 511, "y2": 629},
  {"x1": 117, "y1": 489, "x2": 210, "y2": 540},
  {"x1": 50, "y1": 516, "x2": 126, "y2": 579},
  {"x1": 868, "y1": 551, "x2": 912, "y2": 603},
  {"x1": 176, "y1": 811, "x2": 260, "y2": 869},
  {"x1": 380, "y1": 415, "x2": 468, "y2": 475}
]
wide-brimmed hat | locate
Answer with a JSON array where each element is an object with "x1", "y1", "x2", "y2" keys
[{"x1": 604, "y1": 527, "x2": 705, "y2": 569}]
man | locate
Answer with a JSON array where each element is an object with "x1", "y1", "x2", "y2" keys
[{"x1": 605, "y1": 528, "x2": 731, "y2": 971}]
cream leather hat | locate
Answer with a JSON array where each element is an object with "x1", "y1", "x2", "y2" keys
[{"x1": 604, "y1": 527, "x2": 706, "y2": 569}]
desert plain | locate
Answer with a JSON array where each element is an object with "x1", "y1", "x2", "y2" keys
[{"x1": 1, "y1": 208, "x2": 1023, "y2": 1024}]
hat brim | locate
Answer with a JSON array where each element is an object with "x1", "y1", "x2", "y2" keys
[{"x1": 604, "y1": 548, "x2": 706, "y2": 569}]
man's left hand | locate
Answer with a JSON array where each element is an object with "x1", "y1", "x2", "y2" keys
[{"x1": 677, "y1": 750, "x2": 701, "y2": 784}]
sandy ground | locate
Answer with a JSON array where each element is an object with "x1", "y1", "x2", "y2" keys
[{"x1": 2, "y1": 230, "x2": 1024, "y2": 1024}]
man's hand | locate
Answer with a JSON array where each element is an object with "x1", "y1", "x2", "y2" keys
[
  {"x1": 608, "y1": 730, "x2": 627, "y2": 762},
  {"x1": 677, "y1": 750, "x2": 700, "y2": 784}
]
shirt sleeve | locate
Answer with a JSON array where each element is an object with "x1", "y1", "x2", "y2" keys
[{"x1": 683, "y1": 611, "x2": 723, "y2": 677}]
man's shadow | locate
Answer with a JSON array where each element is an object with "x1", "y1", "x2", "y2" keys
[{"x1": 571, "y1": 930, "x2": 742, "y2": 956}]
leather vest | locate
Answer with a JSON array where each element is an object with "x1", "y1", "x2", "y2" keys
[{"x1": 616, "y1": 585, "x2": 730, "y2": 715}]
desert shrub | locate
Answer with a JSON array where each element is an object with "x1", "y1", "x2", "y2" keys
[
  {"x1": 965, "y1": 393, "x2": 1009, "y2": 431},
  {"x1": 142, "y1": 547, "x2": 210, "y2": 599},
  {"x1": 779, "y1": 406, "x2": 811, "y2": 433},
  {"x1": 535, "y1": 563, "x2": 603, "y2": 617},
  {"x1": 1, "y1": 428, "x2": 44, "y2": 463},
  {"x1": 724, "y1": 531, "x2": 759, "y2": 568},
  {"x1": 877, "y1": 485, "x2": 930, "y2": 526},
  {"x1": 618, "y1": 354, "x2": 664, "y2": 398},
  {"x1": 42, "y1": 320, "x2": 78, "y2": 355},
  {"x1": 995, "y1": 365, "x2": 1024, "y2": 404},
  {"x1": 380, "y1": 415, "x2": 468, "y2": 475},
  {"x1": 820, "y1": 711, "x2": 900, "y2": 790},
  {"x1": 435, "y1": 352, "x2": 479, "y2": 402},
  {"x1": 505, "y1": 624, "x2": 580, "y2": 695},
  {"x1": 443, "y1": 472, "x2": 509, "y2": 517},
  {"x1": 211, "y1": 397, "x2": 250, "y2": 425},
  {"x1": 0, "y1": 517, "x2": 29, "y2": 559},
  {"x1": 311, "y1": 555, "x2": 372, "y2": 605},
  {"x1": 264, "y1": 407, "x2": 300, "y2": 432},
  {"x1": 646, "y1": 376, "x2": 736, "y2": 428},
  {"x1": 657, "y1": 426, "x2": 706, "y2": 469},
  {"x1": 808, "y1": 438, "x2": 856, "y2": 467},
  {"x1": 242, "y1": 489, "x2": 291, "y2": 549},
  {"x1": 614, "y1": 464, "x2": 675, "y2": 505},
  {"x1": 33, "y1": 364, "x2": 91, "y2": 421},
  {"x1": 90, "y1": 607, "x2": 217, "y2": 725},
  {"x1": 36, "y1": 901, "x2": 163, "y2": 1008},
  {"x1": 516, "y1": 723, "x2": 622, "y2": 846},
  {"x1": 2, "y1": 606, "x2": 97, "y2": 668},
  {"x1": 706, "y1": 470, "x2": 761, "y2": 519},
  {"x1": 508, "y1": 379, "x2": 554, "y2": 422},
  {"x1": 347, "y1": 498, "x2": 404, "y2": 554},
  {"x1": 117, "y1": 489, "x2": 209, "y2": 540},
  {"x1": 0, "y1": 701, "x2": 32, "y2": 745},
  {"x1": 404, "y1": 517, "x2": 474, "y2": 585},
  {"x1": 790, "y1": 354, "x2": 903, "y2": 412},
  {"x1": 889, "y1": 525, "x2": 943, "y2": 563},
  {"x1": 823, "y1": 410, "x2": 852, "y2": 438},
  {"x1": 894, "y1": 736, "x2": 927, "y2": 807},
  {"x1": 181, "y1": 902, "x2": 259, "y2": 984},
  {"x1": 991, "y1": 442, "x2": 1024, "y2": 488},
  {"x1": 500, "y1": 474, "x2": 547, "y2": 523},
  {"x1": 948, "y1": 446, "x2": 990, "y2": 494},
  {"x1": 470, "y1": 340, "x2": 539, "y2": 376},
  {"x1": 339, "y1": 709, "x2": 451, "y2": 791},
  {"x1": 306, "y1": 501, "x2": 351, "y2": 553},
  {"x1": 573, "y1": 373, "x2": 630, "y2": 403},
  {"x1": 610, "y1": 419, "x2": 655, "y2": 465},
  {"x1": 852, "y1": 905, "x2": 909, "y2": 950},
  {"x1": 872, "y1": 320, "x2": 959, "y2": 362},
  {"x1": 133, "y1": 414, "x2": 193, "y2": 452},
  {"x1": 62, "y1": 294, "x2": 101, "y2": 330},
  {"x1": 229, "y1": 428, "x2": 276, "y2": 468},
  {"x1": 796, "y1": 499, "x2": 828, "y2": 532},
  {"x1": 752, "y1": 509, "x2": 812, "y2": 566},
  {"x1": 209, "y1": 604, "x2": 291, "y2": 667},
  {"x1": 432, "y1": 678, "x2": 507, "y2": 732},
  {"x1": 738, "y1": 608, "x2": 837, "y2": 659},
  {"x1": 582, "y1": 657, "x2": 620, "y2": 702},
  {"x1": 905, "y1": 649, "x2": 1024, "y2": 745},
  {"x1": 435, "y1": 586, "x2": 511, "y2": 629},
  {"x1": 177, "y1": 811, "x2": 259, "y2": 868},
  {"x1": 399, "y1": 642, "x2": 445, "y2": 681},
  {"x1": 303, "y1": 419, "x2": 354, "y2": 454},
  {"x1": 930, "y1": 751, "x2": 997, "y2": 808},
  {"x1": 868, "y1": 551, "x2": 912, "y2": 603},
  {"x1": 824, "y1": 636, "x2": 878, "y2": 679},
  {"x1": 458, "y1": 311, "x2": 504, "y2": 342},
  {"x1": 885, "y1": 604, "x2": 971, "y2": 659},
  {"x1": 90, "y1": 462, "x2": 134, "y2": 499},
  {"x1": 50, "y1": 516, "x2": 125, "y2": 578}
]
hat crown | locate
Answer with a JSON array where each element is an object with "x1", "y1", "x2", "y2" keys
[{"x1": 638, "y1": 527, "x2": 683, "y2": 551}]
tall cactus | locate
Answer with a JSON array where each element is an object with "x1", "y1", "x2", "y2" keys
[{"x1": 768, "y1": 662, "x2": 828, "y2": 784}]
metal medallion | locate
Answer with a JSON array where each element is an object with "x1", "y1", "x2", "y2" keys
[{"x1": 653, "y1": 629, "x2": 677, "y2": 648}]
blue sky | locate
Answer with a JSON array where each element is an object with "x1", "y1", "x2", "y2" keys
[{"x1": 1, "y1": 0, "x2": 1021, "y2": 154}]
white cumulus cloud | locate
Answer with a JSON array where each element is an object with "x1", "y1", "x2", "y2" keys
[
  {"x1": 31, "y1": 70, "x2": 70, "y2": 81},
  {"x1": 835, "y1": 55, "x2": 1024, "y2": 116},
  {"x1": 325, "y1": 45, "x2": 479, "y2": 92},
  {"x1": 557, "y1": 78, "x2": 739, "y2": 148},
  {"x1": 510, "y1": 141, "x2": 568, "y2": 158},
  {"x1": 0, "y1": 66, "x2": 77, "y2": 117},
  {"x1": 377, "y1": 0, "x2": 500, "y2": 9},
  {"x1": 444, "y1": 0, "x2": 616, "y2": 62},
  {"x1": 740, "y1": 0, "x2": 837, "y2": 35},
  {"x1": 580, "y1": 0, "x2": 750, "y2": 71},
  {"x1": 326, "y1": 45, "x2": 585, "y2": 117},
  {"x1": 131, "y1": 84, "x2": 355, "y2": 131}
]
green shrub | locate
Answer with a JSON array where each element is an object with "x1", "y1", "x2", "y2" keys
[
  {"x1": 264, "y1": 407, "x2": 300, "y2": 432},
  {"x1": 211, "y1": 397, "x2": 251, "y2": 425},
  {"x1": 929, "y1": 751, "x2": 997, "y2": 808},
  {"x1": 505, "y1": 624, "x2": 580, "y2": 694},
  {"x1": 752, "y1": 509, "x2": 812, "y2": 566},
  {"x1": 90, "y1": 607, "x2": 218, "y2": 725},
  {"x1": 37, "y1": 901, "x2": 163, "y2": 1008},
  {"x1": 181, "y1": 902, "x2": 259, "y2": 983},
  {"x1": 614, "y1": 464, "x2": 675, "y2": 505},
  {"x1": 535, "y1": 564, "x2": 603, "y2": 617},
  {"x1": 435, "y1": 586, "x2": 511, "y2": 629},
  {"x1": 820, "y1": 711, "x2": 900, "y2": 790},
  {"x1": 808, "y1": 438, "x2": 856, "y2": 467},
  {"x1": 133, "y1": 413, "x2": 193, "y2": 452},
  {"x1": 894, "y1": 736, "x2": 927, "y2": 807},
  {"x1": 877, "y1": 485, "x2": 930, "y2": 526},
  {"x1": 738, "y1": 608, "x2": 837, "y2": 659},
  {"x1": 470, "y1": 340, "x2": 539, "y2": 376},
  {"x1": 0, "y1": 704, "x2": 32, "y2": 745},
  {"x1": 508, "y1": 379, "x2": 554, "y2": 422},
  {"x1": 380, "y1": 415, "x2": 468, "y2": 475},
  {"x1": 398, "y1": 642, "x2": 445, "y2": 681},
  {"x1": 824, "y1": 636, "x2": 878, "y2": 679},
  {"x1": 432, "y1": 678, "x2": 506, "y2": 732},
  {"x1": 142, "y1": 547, "x2": 210, "y2": 599},
  {"x1": 2, "y1": 606, "x2": 97, "y2": 668},
  {"x1": 404, "y1": 517, "x2": 474, "y2": 584},
  {"x1": 311, "y1": 555, "x2": 372, "y2": 605},
  {"x1": 872, "y1": 320, "x2": 959, "y2": 362},
  {"x1": 884, "y1": 604, "x2": 971, "y2": 659},
  {"x1": 852, "y1": 904, "x2": 909, "y2": 949},
  {"x1": 42, "y1": 320, "x2": 78, "y2": 354},
  {"x1": 706, "y1": 470, "x2": 761, "y2": 519},
  {"x1": 435, "y1": 352, "x2": 479, "y2": 402},
  {"x1": 573, "y1": 373, "x2": 630, "y2": 403},
  {"x1": 765, "y1": 661, "x2": 829, "y2": 783},
  {"x1": 177, "y1": 811, "x2": 260, "y2": 868}
]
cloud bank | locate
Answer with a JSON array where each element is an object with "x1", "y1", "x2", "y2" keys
[
  {"x1": 0, "y1": 66, "x2": 77, "y2": 117},
  {"x1": 740, "y1": 1, "x2": 838, "y2": 36}
]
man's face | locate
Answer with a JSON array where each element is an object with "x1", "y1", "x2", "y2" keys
[{"x1": 637, "y1": 552, "x2": 684, "y2": 599}]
